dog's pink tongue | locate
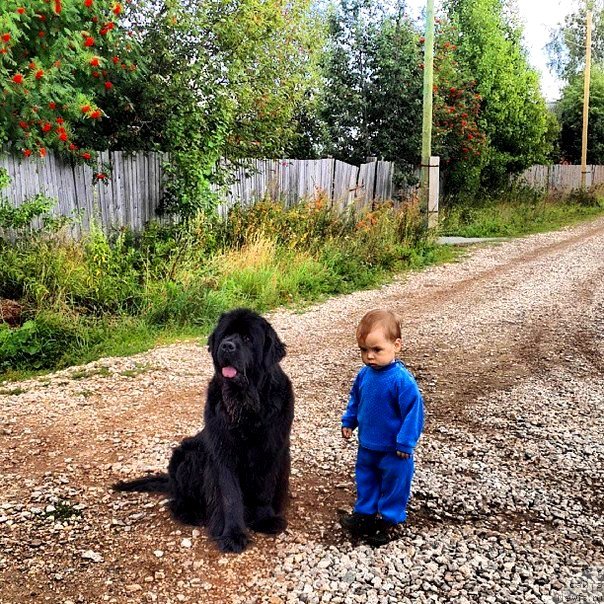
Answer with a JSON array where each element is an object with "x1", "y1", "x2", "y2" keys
[{"x1": 222, "y1": 366, "x2": 237, "y2": 378}]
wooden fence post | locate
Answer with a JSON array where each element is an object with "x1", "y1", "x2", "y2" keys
[{"x1": 427, "y1": 156, "x2": 440, "y2": 229}]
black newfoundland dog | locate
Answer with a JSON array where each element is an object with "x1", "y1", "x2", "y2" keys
[{"x1": 114, "y1": 308, "x2": 294, "y2": 553}]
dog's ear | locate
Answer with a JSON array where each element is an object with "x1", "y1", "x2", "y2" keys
[
  {"x1": 207, "y1": 313, "x2": 225, "y2": 353},
  {"x1": 263, "y1": 323, "x2": 286, "y2": 367}
]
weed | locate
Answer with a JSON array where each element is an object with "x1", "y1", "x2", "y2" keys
[
  {"x1": 43, "y1": 500, "x2": 83, "y2": 521},
  {"x1": 440, "y1": 187, "x2": 604, "y2": 238},
  {"x1": 0, "y1": 386, "x2": 27, "y2": 396},
  {"x1": 6, "y1": 187, "x2": 596, "y2": 380},
  {"x1": 119, "y1": 363, "x2": 154, "y2": 378},
  {"x1": 70, "y1": 367, "x2": 111, "y2": 380}
]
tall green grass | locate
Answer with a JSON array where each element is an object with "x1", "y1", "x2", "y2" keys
[
  {"x1": 3, "y1": 183, "x2": 603, "y2": 380},
  {"x1": 0, "y1": 198, "x2": 453, "y2": 378}
]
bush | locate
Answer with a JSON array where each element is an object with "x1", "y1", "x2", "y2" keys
[
  {"x1": 0, "y1": 313, "x2": 81, "y2": 371},
  {"x1": 567, "y1": 188, "x2": 604, "y2": 208},
  {"x1": 222, "y1": 195, "x2": 349, "y2": 251},
  {"x1": 0, "y1": 197, "x2": 446, "y2": 376}
]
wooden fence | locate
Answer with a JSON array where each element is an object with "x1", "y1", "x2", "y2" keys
[
  {"x1": 4, "y1": 153, "x2": 601, "y2": 237},
  {"x1": 0, "y1": 151, "x2": 165, "y2": 238},
  {"x1": 215, "y1": 158, "x2": 396, "y2": 217},
  {"x1": 0, "y1": 151, "x2": 398, "y2": 236},
  {"x1": 517, "y1": 164, "x2": 604, "y2": 192}
]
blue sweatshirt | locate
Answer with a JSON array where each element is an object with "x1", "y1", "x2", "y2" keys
[{"x1": 341, "y1": 360, "x2": 424, "y2": 454}]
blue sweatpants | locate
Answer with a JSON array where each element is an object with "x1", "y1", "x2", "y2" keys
[{"x1": 353, "y1": 446, "x2": 414, "y2": 524}]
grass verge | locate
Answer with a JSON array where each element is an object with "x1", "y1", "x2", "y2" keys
[
  {"x1": 1, "y1": 199, "x2": 456, "y2": 380},
  {"x1": 3, "y1": 185, "x2": 603, "y2": 381},
  {"x1": 440, "y1": 186, "x2": 604, "y2": 237}
]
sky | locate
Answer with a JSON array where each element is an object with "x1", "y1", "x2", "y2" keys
[{"x1": 406, "y1": 0, "x2": 579, "y2": 102}]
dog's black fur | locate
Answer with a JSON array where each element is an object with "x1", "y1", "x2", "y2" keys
[{"x1": 114, "y1": 308, "x2": 294, "y2": 553}]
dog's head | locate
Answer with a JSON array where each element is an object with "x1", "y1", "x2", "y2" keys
[{"x1": 207, "y1": 308, "x2": 286, "y2": 387}]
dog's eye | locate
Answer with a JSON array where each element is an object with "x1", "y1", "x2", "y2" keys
[{"x1": 242, "y1": 335, "x2": 251, "y2": 343}]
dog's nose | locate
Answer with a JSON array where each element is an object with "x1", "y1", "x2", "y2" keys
[{"x1": 220, "y1": 339, "x2": 237, "y2": 353}]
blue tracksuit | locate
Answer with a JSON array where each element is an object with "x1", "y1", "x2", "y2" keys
[{"x1": 341, "y1": 360, "x2": 424, "y2": 524}]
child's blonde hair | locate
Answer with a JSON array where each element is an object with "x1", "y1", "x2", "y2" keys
[{"x1": 356, "y1": 309, "x2": 402, "y2": 344}]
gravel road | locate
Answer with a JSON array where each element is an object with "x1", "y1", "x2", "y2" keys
[{"x1": 1, "y1": 216, "x2": 603, "y2": 604}]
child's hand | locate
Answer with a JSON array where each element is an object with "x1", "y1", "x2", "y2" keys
[
  {"x1": 341, "y1": 427, "x2": 353, "y2": 439},
  {"x1": 396, "y1": 451, "x2": 411, "y2": 459}
]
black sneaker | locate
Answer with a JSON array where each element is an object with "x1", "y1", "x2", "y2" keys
[
  {"x1": 365, "y1": 518, "x2": 398, "y2": 547},
  {"x1": 338, "y1": 511, "x2": 376, "y2": 536}
]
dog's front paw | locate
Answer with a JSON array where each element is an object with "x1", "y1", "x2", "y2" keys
[
  {"x1": 250, "y1": 515, "x2": 287, "y2": 535},
  {"x1": 216, "y1": 531, "x2": 249, "y2": 553}
]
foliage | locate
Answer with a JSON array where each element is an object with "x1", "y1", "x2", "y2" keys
[
  {"x1": 444, "y1": 0, "x2": 552, "y2": 188},
  {"x1": 3, "y1": 183, "x2": 601, "y2": 377},
  {"x1": 1, "y1": 0, "x2": 324, "y2": 216},
  {"x1": 221, "y1": 195, "x2": 349, "y2": 250},
  {"x1": 547, "y1": 1, "x2": 604, "y2": 82},
  {"x1": 557, "y1": 67, "x2": 604, "y2": 163},
  {"x1": 0, "y1": 198, "x2": 448, "y2": 375},
  {"x1": 0, "y1": 168, "x2": 73, "y2": 235},
  {"x1": 441, "y1": 184, "x2": 604, "y2": 237},
  {"x1": 286, "y1": 90, "x2": 330, "y2": 159},
  {"x1": 313, "y1": 0, "x2": 546, "y2": 196},
  {"x1": 0, "y1": 193, "x2": 55, "y2": 230},
  {"x1": 432, "y1": 19, "x2": 488, "y2": 193},
  {"x1": 124, "y1": 0, "x2": 325, "y2": 217},
  {"x1": 544, "y1": 108, "x2": 562, "y2": 163},
  {"x1": 0, "y1": 0, "x2": 142, "y2": 163},
  {"x1": 567, "y1": 186, "x2": 604, "y2": 206},
  {"x1": 319, "y1": 0, "x2": 423, "y2": 175},
  {"x1": 0, "y1": 314, "x2": 81, "y2": 371}
]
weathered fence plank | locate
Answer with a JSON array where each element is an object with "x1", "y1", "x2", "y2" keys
[
  {"x1": 357, "y1": 162, "x2": 376, "y2": 210},
  {"x1": 333, "y1": 160, "x2": 359, "y2": 211}
]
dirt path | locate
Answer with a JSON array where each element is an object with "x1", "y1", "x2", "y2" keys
[{"x1": 1, "y1": 217, "x2": 603, "y2": 604}]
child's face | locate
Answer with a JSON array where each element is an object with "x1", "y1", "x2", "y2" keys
[{"x1": 358, "y1": 327, "x2": 401, "y2": 368}]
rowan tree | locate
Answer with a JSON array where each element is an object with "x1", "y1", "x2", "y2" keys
[
  {"x1": 0, "y1": 0, "x2": 141, "y2": 162},
  {"x1": 432, "y1": 19, "x2": 488, "y2": 194}
]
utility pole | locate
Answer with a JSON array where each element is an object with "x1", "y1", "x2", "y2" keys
[
  {"x1": 581, "y1": 6, "x2": 592, "y2": 190},
  {"x1": 420, "y1": 0, "x2": 436, "y2": 227}
]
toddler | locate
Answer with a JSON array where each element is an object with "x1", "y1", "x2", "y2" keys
[{"x1": 340, "y1": 309, "x2": 424, "y2": 545}]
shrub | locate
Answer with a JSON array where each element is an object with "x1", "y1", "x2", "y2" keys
[
  {"x1": 0, "y1": 0, "x2": 142, "y2": 162},
  {"x1": 0, "y1": 196, "x2": 444, "y2": 376},
  {"x1": 0, "y1": 313, "x2": 80, "y2": 371}
]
